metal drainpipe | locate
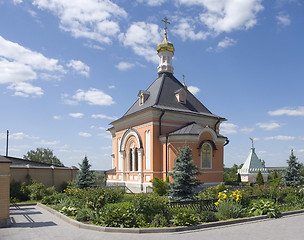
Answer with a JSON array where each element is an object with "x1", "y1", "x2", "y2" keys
[
  {"x1": 214, "y1": 118, "x2": 221, "y2": 135},
  {"x1": 159, "y1": 110, "x2": 167, "y2": 177},
  {"x1": 166, "y1": 134, "x2": 168, "y2": 177},
  {"x1": 159, "y1": 110, "x2": 165, "y2": 135}
]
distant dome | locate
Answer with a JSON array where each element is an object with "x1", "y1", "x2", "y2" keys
[{"x1": 156, "y1": 37, "x2": 175, "y2": 53}]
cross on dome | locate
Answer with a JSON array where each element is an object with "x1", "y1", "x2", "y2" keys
[
  {"x1": 162, "y1": 17, "x2": 170, "y2": 40},
  {"x1": 157, "y1": 17, "x2": 175, "y2": 74}
]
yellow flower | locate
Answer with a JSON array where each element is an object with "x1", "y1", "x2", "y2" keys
[
  {"x1": 215, "y1": 202, "x2": 219, "y2": 206},
  {"x1": 99, "y1": 195, "x2": 104, "y2": 200},
  {"x1": 223, "y1": 194, "x2": 227, "y2": 199}
]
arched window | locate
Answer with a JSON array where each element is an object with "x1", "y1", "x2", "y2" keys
[
  {"x1": 129, "y1": 148, "x2": 133, "y2": 171},
  {"x1": 134, "y1": 148, "x2": 138, "y2": 171},
  {"x1": 201, "y1": 143, "x2": 212, "y2": 169}
]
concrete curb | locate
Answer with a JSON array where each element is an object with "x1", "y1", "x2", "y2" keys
[
  {"x1": 10, "y1": 203, "x2": 37, "y2": 207},
  {"x1": 25, "y1": 203, "x2": 304, "y2": 234}
]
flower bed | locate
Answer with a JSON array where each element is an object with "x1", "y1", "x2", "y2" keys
[{"x1": 42, "y1": 184, "x2": 304, "y2": 228}]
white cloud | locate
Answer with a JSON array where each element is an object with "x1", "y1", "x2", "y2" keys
[
  {"x1": 63, "y1": 88, "x2": 114, "y2": 106},
  {"x1": 35, "y1": 140, "x2": 60, "y2": 145},
  {"x1": 7, "y1": 82, "x2": 43, "y2": 97},
  {"x1": 188, "y1": 86, "x2": 200, "y2": 95},
  {"x1": 13, "y1": 0, "x2": 23, "y2": 4},
  {"x1": 69, "y1": 113, "x2": 84, "y2": 118},
  {"x1": 218, "y1": 37, "x2": 237, "y2": 48},
  {"x1": 120, "y1": 22, "x2": 162, "y2": 63},
  {"x1": 91, "y1": 114, "x2": 117, "y2": 120},
  {"x1": 276, "y1": 12, "x2": 291, "y2": 26},
  {"x1": 115, "y1": 61, "x2": 135, "y2": 71},
  {"x1": 179, "y1": 0, "x2": 264, "y2": 34},
  {"x1": 78, "y1": 132, "x2": 92, "y2": 137},
  {"x1": 0, "y1": 35, "x2": 64, "y2": 72},
  {"x1": 264, "y1": 135, "x2": 296, "y2": 141},
  {"x1": 83, "y1": 43, "x2": 105, "y2": 50},
  {"x1": 240, "y1": 127, "x2": 254, "y2": 134},
  {"x1": 33, "y1": 0, "x2": 127, "y2": 44},
  {"x1": 0, "y1": 132, "x2": 39, "y2": 140},
  {"x1": 53, "y1": 115, "x2": 63, "y2": 120},
  {"x1": 0, "y1": 35, "x2": 65, "y2": 96},
  {"x1": 220, "y1": 123, "x2": 238, "y2": 134},
  {"x1": 137, "y1": 0, "x2": 166, "y2": 6},
  {"x1": 172, "y1": 18, "x2": 209, "y2": 41},
  {"x1": 98, "y1": 133, "x2": 112, "y2": 139},
  {"x1": 108, "y1": 85, "x2": 115, "y2": 89},
  {"x1": 67, "y1": 60, "x2": 90, "y2": 77},
  {"x1": 256, "y1": 121, "x2": 282, "y2": 131},
  {"x1": 0, "y1": 58, "x2": 37, "y2": 84},
  {"x1": 100, "y1": 145, "x2": 112, "y2": 150},
  {"x1": 268, "y1": 106, "x2": 304, "y2": 116}
]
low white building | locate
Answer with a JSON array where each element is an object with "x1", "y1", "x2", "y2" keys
[{"x1": 238, "y1": 141, "x2": 268, "y2": 183}]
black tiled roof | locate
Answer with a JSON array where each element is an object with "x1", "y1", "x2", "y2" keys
[{"x1": 119, "y1": 73, "x2": 221, "y2": 120}]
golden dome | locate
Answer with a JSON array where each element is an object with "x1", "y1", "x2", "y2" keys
[{"x1": 156, "y1": 36, "x2": 175, "y2": 53}]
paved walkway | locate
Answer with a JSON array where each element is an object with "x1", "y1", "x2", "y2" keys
[{"x1": 1, "y1": 205, "x2": 304, "y2": 240}]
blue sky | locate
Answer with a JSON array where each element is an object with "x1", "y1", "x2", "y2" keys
[{"x1": 0, "y1": 0, "x2": 303, "y2": 170}]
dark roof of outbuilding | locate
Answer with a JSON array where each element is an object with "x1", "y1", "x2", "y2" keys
[
  {"x1": 117, "y1": 72, "x2": 222, "y2": 122},
  {"x1": 167, "y1": 122, "x2": 204, "y2": 136}
]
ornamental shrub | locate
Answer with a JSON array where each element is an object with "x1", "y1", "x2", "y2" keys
[
  {"x1": 196, "y1": 186, "x2": 219, "y2": 200},
  {"x1": 200, "y1": 210, "x2": 218, "y2": 223},
  {"x1": 102, "y1": 187, "x2": 124, "y2": 203},
  {"x1": 215, "y1": 190, "x2": 243, "y2": 220},
  {"x1": 216, "y1": 200, "x2": 243, "y2": 220},
  {"x1": 170, "y1": 208, "x2": 200, "y2": 226},
  {"x1": 59, "y1": 206, "x2": 77, "y2": 216},
  {"x1": 27, "y1": 180, "x2": 48, "y2": 200},
  {"x1": 283, "y1": 192, "x2": 299, "y2": 206},
  {"x1": 249, "y1": 199, "x2": 281, "y2": 218},
  {"x1": 76, "y1": 208, "x2": 94, "y2": 222},
  {"x1": 10, "y1": 180, "x2": 30, "y2": 202},
  {"x1": 131, "y1": 193, "x2": 169, "y2": 223},
  {"x1": 99, "y1": 202, "x2": 145, "y2": 228},
  {"x1": 41, "y1": 193, "x2": 65, "y2": 205},
  {"x1": 150, "y1": 214, "x2": 169, "y2": 227},
  {"x1": 150, "y1": 176, "x2": 170, "y2": 196}
]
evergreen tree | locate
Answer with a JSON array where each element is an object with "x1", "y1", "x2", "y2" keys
[
  {"x1": 150, "y1": 176, "x2": 170, "y2": 196},
  {"x1": 256, "y1": 170, "x2": 264, "y2": 185},
  {"x1": 75, "y1": 156, "x2": 94, "y2": 189},
  {"x1": 283, "y1": 150, "x2": 303, "y2": 187},
  {"x1": 237, "y1": 173, "x2": 242, "y2": 183},
  {"x1": 168, "y1": 144, "x2": 200, "y2": 201},
  {"x1": 269, "y1": 171, "x2": 281, "y2": 187}
]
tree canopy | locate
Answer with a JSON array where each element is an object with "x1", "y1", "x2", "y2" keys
[{"x1": 24, "y1": 147, "x2": 63, "y2": 166}]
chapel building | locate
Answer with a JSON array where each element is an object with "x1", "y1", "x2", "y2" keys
[
  {"x1": 106, "y1": 19, "x2": 228, "y2": 193},
  {"x1": 238, "y1": 139, "x2": 269, "y2": 183}
]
